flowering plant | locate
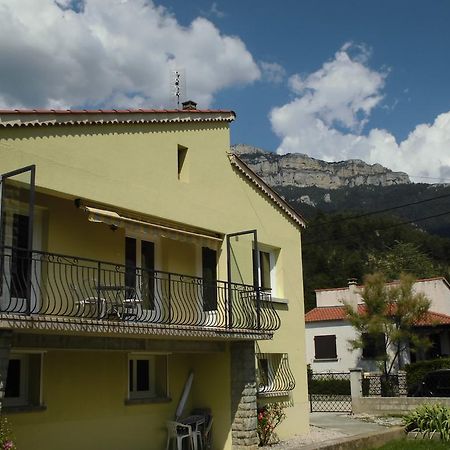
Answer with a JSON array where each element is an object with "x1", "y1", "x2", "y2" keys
[
  {"x1": 0, "y1": 417, "x2": 16, "y2": 450},
  {"x1": 257, "y1": 403, "x2": 286, "y2": 446}
]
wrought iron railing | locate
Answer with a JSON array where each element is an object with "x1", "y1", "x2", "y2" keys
[
  {"x1": 307, "y1": 371, "x2": 352, "y2": 412},
  {"x1": 362, "y1": 372, "x2": 407, "y2": 397},
  {"x1": 0, "y1": 246, "x2": 280, "y2": 332},
  {"x1": 257, "y1": 353, "x2": 295, "y2": 396}
]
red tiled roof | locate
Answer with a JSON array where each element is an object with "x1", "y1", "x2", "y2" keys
[
  {"x1": 416, "y1": 311, "x2": 450, "y2": 327},
  {"x1": 305, "y1": 305, "x2": 450, "y2": 327},
  {"x1": 305, "y1": 305, "x2": 364, "y2": 322},
  {"x1": 0, "y1": 108, "x2": 236, "y2": 128},
  {"x1": 0, "y1": 108, "x2": 235, "y2": 115}
]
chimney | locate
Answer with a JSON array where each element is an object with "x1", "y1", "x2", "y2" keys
[
  {"x1": 346, "y1": 278, "x2": 359, "y2": 311},
  {"x1": 182, "y1": 100, "x2": 197, "y2": 111}
]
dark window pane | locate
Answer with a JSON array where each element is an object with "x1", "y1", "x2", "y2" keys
[
  {"x1": 259, "y1": 358, "x2": 269, "y2": 386},
  {"x1": 5, "y1": 359, "x2": 21, "y2": 398},
  {"x1": 125, "y1": 237, "x2": 137, "y2": 293},
  {"x1": 129, "y1": 360, "x2": 133, "y2": 392},
  {"x1": 141, "y1": 241, "x2": 155, "y2": 309},
  {"x1": 314, "y1": 335, "x2": 337, "y2": 359},
  {"x1": 362, "y1": 333, "x2": 386, "y2": 359},
  {"x1": 136, "y1": 360, "x2": 149, "y2": 392},
  {"x1": 11, "y1": 214, "x2": 30, "y2": 299},
  {"x1": 202, "y1": 247, "x2": 217, "y2": 311}
]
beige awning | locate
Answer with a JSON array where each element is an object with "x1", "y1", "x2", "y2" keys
[{"x1": 84, "y1": 206, "x2": 223, "y2": 248}]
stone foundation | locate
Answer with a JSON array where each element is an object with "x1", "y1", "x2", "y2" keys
[{"x1": 230, "y1": 341, "x2": 258, "y2": 449}]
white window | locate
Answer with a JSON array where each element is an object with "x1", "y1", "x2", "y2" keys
[
  {"x1": 257, "y1": 247, "x2": 280, "y2": 295},
  {"x1": 128, "y1": 354, "x2": 168, "y2": 400},
  {"x1": 4, "y1": 353, "x2": 42, "y2": 407}
]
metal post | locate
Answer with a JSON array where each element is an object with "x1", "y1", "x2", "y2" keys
[
  {"x1": 168, "y1": 272, "x2": 172, "y2": 324},
  {"x1": 226, "y1": 235, "x2": 232, "y2": 329},
  {"x1": 253, "y1": 230, "x2": 260, "y2": 330},
  {"x1": 97, "y1": 261, "x2": 101, "y2": 320},
  {"x1": 26, "y1": 165, "x2": 35, "y2": 315}
]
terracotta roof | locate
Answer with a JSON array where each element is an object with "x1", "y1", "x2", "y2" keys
[
  {"x1": 305, "y1": 305, "x2": 450, "y2": 327},
  {"x1": 0, "y1": 109, "x2": 236, "y2": 128},
  {"x1": 416, "y1": 311, "x2": 450, "y2": 327},
  {"x1": 305, "y1": 305, "x2": 364, "y2": 322},
  {"x1": 228, "y1": 153, "x2": 306, "y2": 229}
]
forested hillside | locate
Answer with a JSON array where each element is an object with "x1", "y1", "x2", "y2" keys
[{"x1": 301, "y1": 212, "x2": 450, "y2": 311}]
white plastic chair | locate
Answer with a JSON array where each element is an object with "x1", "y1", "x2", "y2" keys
[
  {"x1": 166, "y1": 421, "x2": 196, "y2": 450},
  {"x1": 202, "y1": 416, "x2": 213, "y2": 450}
]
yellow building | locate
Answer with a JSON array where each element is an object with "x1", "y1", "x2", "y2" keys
[{"x1": 0, "y1": 103, "x2": 308, "y2": 450}]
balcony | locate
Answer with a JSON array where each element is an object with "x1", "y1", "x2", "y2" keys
[
  {"x1": 257, "y1": 353, "x2": 296, "y2": 397},
  {"x1": 0, "y1": 246, "x2": 280, "y2": 339}
]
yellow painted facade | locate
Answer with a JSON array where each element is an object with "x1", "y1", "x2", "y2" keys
[{"x1": 0, "y1": 111, "x2": 308, "y2": 449}]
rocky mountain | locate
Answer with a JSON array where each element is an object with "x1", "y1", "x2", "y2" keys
[{"x1": 232, "y1": 144, "x2": 411, "y2": 190}]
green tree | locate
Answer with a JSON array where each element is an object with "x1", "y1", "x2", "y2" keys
[
  {"x1": 367, "y1": 242, "x2": 439, "y2": 280},
  {"x1": 344, "y1": 273, "x2": 431, "y2": 381}
]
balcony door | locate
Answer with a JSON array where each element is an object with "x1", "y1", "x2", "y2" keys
[
  {"x1": 201, "y1": 247, "x2": 218, "y2": 326},
  {"x1": 125, "y1": 237, "x2": 158, "y2": 320},
  {"x1": 1, "y1": 208, "x2": 42, "y2": 314}
]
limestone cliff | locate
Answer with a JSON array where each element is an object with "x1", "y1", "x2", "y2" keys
[{"x1": 232, "y1": 144, "x2": 410, "y2": 189}]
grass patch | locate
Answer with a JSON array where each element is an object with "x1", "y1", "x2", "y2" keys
[{"x1": 375, "y1": 439, "x2": 450, "y2": 449}]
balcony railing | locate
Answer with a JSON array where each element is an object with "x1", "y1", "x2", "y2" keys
[
  {"x1": 0, "y1": 246, "x2": 281, "y2": 333},
  {"x1": 257, "y1": 353, "x2": 295, "y2": 396}
]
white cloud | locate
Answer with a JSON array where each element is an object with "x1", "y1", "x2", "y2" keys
[
  {"x1": 270, "y1": 43, "x2": 450, "y2": 182},
  {"x1": 0, "y1": 0, "x2": 260, "y2": 109},
  {"x1": 259, "y1": 62, "x2": 286, "y2": 84}
]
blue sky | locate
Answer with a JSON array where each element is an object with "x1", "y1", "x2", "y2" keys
[
  {"x1": 1, "y1": 0, "x2": 450, "y2": 181},
  {"x1": 164, "y1": 1, "x2": 450, "y2": 150}
]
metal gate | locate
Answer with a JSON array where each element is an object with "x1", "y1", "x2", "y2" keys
[{"x1": 308, "y1": 372, "x2": 352, "y2": 412}]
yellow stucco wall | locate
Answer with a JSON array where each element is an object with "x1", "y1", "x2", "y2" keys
[
  {"x1": 0, "y1": 118, "x2": 309, "y2": 443},
  {"x1": 5, "y1": 348, "x2": 231, "y2": 450}
]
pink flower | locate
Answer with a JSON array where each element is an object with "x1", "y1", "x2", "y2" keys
[{"x1": 3, "y1": 441, "x2": 14, "y2": 450}]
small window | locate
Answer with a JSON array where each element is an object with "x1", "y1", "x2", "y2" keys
[
  {"x1": 177, "y1": 145, "x2": 188, "y2": 181},
  {"x1": 128, "y1": 355, "x2": 168, "y2": 400},
  {"x1": 314, "y1": 335, "x2": 337, "y2": 360},
  {"x1": 4, "y1": 353, "x2": 42, "y2": 407},
  {"x1": 253, "y1": 247, "x2": 279, "y2": 294},
  {"x1": 362, "y1": 333, "x2": 386, "y2": 359},
  {"x1": 259, "y1": 251, "x2": 271, "y2": 291}
]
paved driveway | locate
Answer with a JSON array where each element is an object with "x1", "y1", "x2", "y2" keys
[{"x1": 310, "y1": 412, "x2": 389, "y2": 436}]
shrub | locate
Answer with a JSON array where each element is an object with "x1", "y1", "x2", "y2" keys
[
  {"x1": 308, "y1": 378, "x2": 351, "y2": 395},
  {"x1": 403, "y1": 403, "x2": 450, "y2": 441},
  {"x1": 257, "y1": 403, "x2": 286, "y2": 446},
  {"x1": 0, "y1": 417, "x2": 16, "y2": 450},
  {"x1": 405, "y1": 357, "x2": 450, "y2": 391}
]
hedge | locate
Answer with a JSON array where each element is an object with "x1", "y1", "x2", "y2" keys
[
  {"x1": 405, "y1": 357, "x2": 450, "y2": 390},
  {"x1": 308, "y1": 378, "x2": 351, "y2": 395}
]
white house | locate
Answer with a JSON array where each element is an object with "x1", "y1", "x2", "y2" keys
[{"x1": 305, "y1": 277, "x2": 450, "y2": 373}]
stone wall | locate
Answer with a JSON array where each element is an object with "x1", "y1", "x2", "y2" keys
[
  {"x1": 353, "y1": 397, "x2": 450, "y2": 415},
  {"x1": 230, "y1": 341, "x2": 258, "y2": 449}
]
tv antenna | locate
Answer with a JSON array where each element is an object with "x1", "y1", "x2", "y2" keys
[{"x1": 171, "y1": 69, "x2": 186, "y2": 109}]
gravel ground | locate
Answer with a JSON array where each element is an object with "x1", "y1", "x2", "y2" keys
[
  {"x1": 261, "y1": 425, "x2": 347, "y2": 449},
  {"x1": 261, "y1": 414, "x2": 403, "y2": 449}
]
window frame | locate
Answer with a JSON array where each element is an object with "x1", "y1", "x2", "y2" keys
[
  {"x1": 314, "y1": 335, "x2": 337, "y2": 360},
  {"x1": 4, "y1": 352, "x2": 43, "y2": 408},
  {"x1": 127, "y1": 354, "x2": 169, "y2": 401},
  {"x1": 254, "y1": 245, "x2": 280, "y2": 296}
]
